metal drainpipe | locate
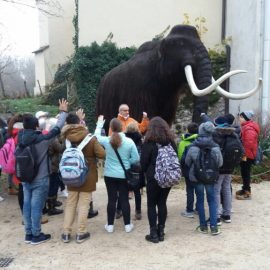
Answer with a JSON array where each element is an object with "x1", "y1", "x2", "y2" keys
[
  {"x1": 262, "y1": 0, "x2": 270, "y2": 124},
  {"x1": 221, "y1": 0, "x2": 230, "y2": 114}
]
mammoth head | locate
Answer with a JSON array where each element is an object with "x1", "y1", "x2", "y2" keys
[{"x1": 159, "y1": 25, "x2": 262, "y2": 100}]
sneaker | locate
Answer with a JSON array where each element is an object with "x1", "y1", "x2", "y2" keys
[
  {"x1": 236, "y1": 190, "x2": 251, "y2": 200},
  {"x1": 76, "y1": 232, "x2": 90, "y2": 243},
  {"x1": 210, "y1": 226, "x2": 221, "y2": 235},
  {"x1": 31, "y1": 233, "x2": 51, "y2": 245},
  {"x1": 0, "y1": 196, "x2": 4, "y2": 202},
  {"x1": 104, "y1": 224, "x2": 114, "y2": 233},
  {"x1": 220, "y1": 215, "x2": 231, "y2": 223},
  {"x1": 125, "y1": 223, "x2": 134, "y2": 233},
  {"x1": 135, "y1": 210, "x2": 142, "y2": 220},
  {"x1": 24, "y1": 234, "x2": 33, "y2": 244},
  {"x1": 236, "y1": 189, "x2": 245, "y2": 196},
  {"x1": 181, "y1": 210, "x2": 194, "y2": 218},
  {"x1": 61, "y1": 234, "x2": 71, "y2": 243},
  {"x1": 115, "y1": 209, "x2": 123, "y2": 219},
  {"x1": 206, "y1": 218, "x2": 222, "y2": 226},
  {"x1": 196, "y1": 225, "x2": 208, "y2": 234},
  {"x1": 54, "y1": 200, "x2": 63, "y2": 207}
]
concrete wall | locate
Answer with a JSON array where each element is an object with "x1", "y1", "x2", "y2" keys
[
  {"x1": 79, "y1": 0, "x2": 223, "y2": 49},
  {"x1": 34, "y1": 0, "x2": 75, "y2": 94},
  {"x1": 226, "y1": 0, "x2": 263, "y2": 116}
]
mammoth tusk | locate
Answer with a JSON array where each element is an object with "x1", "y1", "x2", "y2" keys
[
  {"x1": 212, "y1": 77, "x2": 262, "y2": 99},
  {"x1": 184, "y1": 65, "x2": 247, "y2": 96}
]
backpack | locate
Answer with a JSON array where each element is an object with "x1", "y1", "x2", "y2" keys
[
  {"x1": 0, "y1": 137, "x2": 16, "y2": 174},
  {"x1": 220, "y1": 134, "x2": 243, "y2": 172},
  {"x1": 59, "y1": 134, "x2": 93, "y2": 188},
  {"x1": 194, "y1": 146, "x2": 219, "y2": 184},
  {"x1": 254, "y1": 145, "x2": 263, "y2": 165},
  {"x1": 15, "y1": 143, "x2": 43, "y2": 183},
  {"x1": 154, "y1": 143, "x2": 181, "y2": 188}
]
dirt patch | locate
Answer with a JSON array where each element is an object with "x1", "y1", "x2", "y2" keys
[{"x1": 0, "y1": 176, "x2": 270, "y2": 270}]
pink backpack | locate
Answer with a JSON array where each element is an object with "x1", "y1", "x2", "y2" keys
[{"x1": 0, "y1": 137, "x2": 16, "y2": 174}]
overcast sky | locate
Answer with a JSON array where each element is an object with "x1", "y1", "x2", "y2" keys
[{"x1": 0, "y1": 0, "x2": 39, "y2": 57}]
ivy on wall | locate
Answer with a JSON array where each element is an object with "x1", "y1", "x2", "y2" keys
[{"x1": 72, "y1": 42, "x2": 136, "y2": 130}]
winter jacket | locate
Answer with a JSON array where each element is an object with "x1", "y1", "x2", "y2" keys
[
  {"x1": 185, "y1": 135, "x2": 223, "y2": 183},
  {"x1": 17, "y1": 112, "x2": 67, "y2": 182},
  {"x1": 48, "y1": 136, "x2": 65, "y2": 173},
  {"x1": 125, "y1": 131, "x2": 142, "y2": 154},
  {"x1": 141, "y1": 141, "x2": 177, "y2": 183},
  {"x1": 240, "y1": 120, "x2": 260, "y2": 159},
  {"x1": 108, "y1": 114, "x2": 149, "y2": 135},
  {"x1": 177, "y1": 133, "x2": 198, "y2": 160},
  {"x1": 213, "y1": 126, "x2": 244, "y2": 174},
  {"x1": 61, "y1": 124, "x2": 105, "y2": 192},
  {"x1": 95, "y1": 120, "x2": 139, "y2": 179}
]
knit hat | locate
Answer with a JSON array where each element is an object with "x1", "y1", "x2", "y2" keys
[
  {"x1": 198, "y1": 121, "x2": 215, "y2": 136},
  {"x1": 224, "y1": 113, "x2": 235, "y2": 125},
  {"x1": 240, "y1": 110, "x2": 254, "y2": 121},
  {"x1": 214, "y1": 116, "x2": 227, "y2": 126}
]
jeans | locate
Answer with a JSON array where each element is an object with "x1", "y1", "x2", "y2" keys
[
  {"x1": 22, "y1": 176, "x2": 49, "y2": 236},
  {"x1": 184, "y1": 177, "x2": 197, "y2": 213},
  {"x1": 195, "y1": 183, "x2": 217, "y2": 227},
  {"x1": 146, "y1": 179, "x2": 171, "y2": 228},
  {"x1": 214, "y1": 174, "x2": 232, "y2": 217},
  {"x1": 63, "y1": 191, "x2": 91, "y2": 235},
  {"x1": 105, "y1": 177, "x2": 131, "y2": 225},
  {"x1": 240, "y1": 159, "x2": 253, "y2": 192}
]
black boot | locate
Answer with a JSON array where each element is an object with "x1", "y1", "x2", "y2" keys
[
  {"x1": 87, "y1": 201, "x2": 98, "y2": 219},
  {"x1": 158, "y1": 224, "x2": 165, "y2": 241},
  {"x1": 47, "y1": 198, "x2": 63, "y2": 216},
  {"x1": 145, "y1": 227, "x2": 159, "y2": 243}
]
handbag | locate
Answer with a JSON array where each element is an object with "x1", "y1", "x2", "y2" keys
[{"x1": 114, "y1": 149, "x2": 140, "y2": 188}]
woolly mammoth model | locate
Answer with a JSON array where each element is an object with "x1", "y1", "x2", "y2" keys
[{"x1": 96, "y1": 25, "x2": 261, "y2": 131}]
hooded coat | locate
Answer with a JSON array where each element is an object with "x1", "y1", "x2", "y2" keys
[
  {"x1": 185, "y1": 123, "x2": 223, "y2": 183},
  {"x1": 61, "y1": 124, "x2": 105, "y2": 192},
  {"x1": 240, "y1": 120, "x2": 260, "y2": 160}
]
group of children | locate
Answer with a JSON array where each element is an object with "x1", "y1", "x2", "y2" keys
[
  {"x1": 0, "y1": 103, "x2": 260, "y2": 244},
  {"x1": 178, "y1": 111, "x2": 260, "y2": 235}
]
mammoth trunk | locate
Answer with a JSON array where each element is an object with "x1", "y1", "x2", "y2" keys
[{"x1": 192, "y1": 45, "x2": 212, "y2": 123}]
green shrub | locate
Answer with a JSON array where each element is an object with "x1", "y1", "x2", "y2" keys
[{"x1": 72, "y1": 42, "x2": 136, "y2": 131}]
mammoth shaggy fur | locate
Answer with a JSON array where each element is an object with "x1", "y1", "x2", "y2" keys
[{"x1": 96, "y1": 25, "x2": 212, "y2": 132}]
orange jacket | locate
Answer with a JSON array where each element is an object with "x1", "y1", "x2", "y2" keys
[{"x1": 109, "y1": 114, "x2": 149, "y2": 135}]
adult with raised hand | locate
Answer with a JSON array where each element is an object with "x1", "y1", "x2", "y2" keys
[
  {"x1": 108, "y1": 104, "x2": 149, "y2": 135},
  {"x1": 18, "y1": 98, "x2": 68, "y2": 245}
]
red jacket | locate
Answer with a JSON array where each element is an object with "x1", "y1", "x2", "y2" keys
[{"x1": 240, "y1": 120, "x2": 260, "y2": 159}]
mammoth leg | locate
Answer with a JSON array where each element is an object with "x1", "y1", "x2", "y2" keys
[{"x1": 192, "y1": 95, "x2": 209, "y2": 123}]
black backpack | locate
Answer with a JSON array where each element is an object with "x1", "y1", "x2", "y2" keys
[
  {"x1": 15, "y1": 144, "x2": 45, "y2": 183},
  {"x1": 194, "y1": 147, "x2": 219, "y2": 184},
  {"x1": 220, "y1": 134, "x2": 243, "y2": 173}
]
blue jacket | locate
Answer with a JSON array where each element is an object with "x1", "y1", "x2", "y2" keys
[{"x1": 94, "y1": 121, "x2": 139, "y2": 179}]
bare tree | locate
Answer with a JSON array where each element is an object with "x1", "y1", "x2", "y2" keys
[
  {"x1": 0, "y1": 0, "x2": 63, "y2": 17},
  {"x1": 0, "y1": 35, "x2": 12, "y2": 98}
]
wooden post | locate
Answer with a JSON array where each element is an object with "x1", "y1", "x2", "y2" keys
[{"x1": 37, "y1": 80, "x2": 43, "y2": 95}]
